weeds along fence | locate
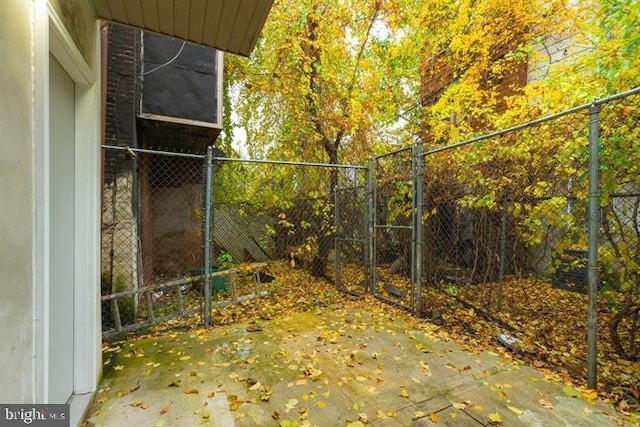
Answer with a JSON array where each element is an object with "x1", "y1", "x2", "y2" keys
[{"x1": 420, "y1": 108, "x2": 589, "y2": 298}]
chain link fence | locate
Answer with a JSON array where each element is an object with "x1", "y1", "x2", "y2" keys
[
  {"x1": 101, "y1": 149, "x2": 369, "y2": 335},
  {"x1": 412, "y1": 90, "x2": 640, "y2": 390},
  {"x1": 598, "y1": 92, "x2": 640, "y2": 362},
  {"x1": 210, "y1": 158, "x2": 369, "y2": 296},
  {"x1": 100, "y1": 88, "x2": 639, "y2": 390},
  {"x1": 418, "y1": 109, "x2": 593, "y2": 378},
  {"x1": 421, "y1": 108, "x2": 589, "y2": 297},
  {"x1": 101, "y1": 148, "x2": 207, "y2": 335},
  {"x1": 334, "y1": 168, "x2": 370, "y2": 295}
]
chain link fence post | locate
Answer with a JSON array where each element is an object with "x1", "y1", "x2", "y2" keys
[
  {"x1": 203, "y1": 146, "x2": 213, "y2": 327},
  {"x1": 334, "y1": 184, "x2": 341, "y2": 288},
  {"x1": 368, "y1": 158, "x2": 376, "y2": 294},
  {"x1": 587, "y1": 102, "x2": 601, "y2": 390},
  {"x1": 497, "y1": 196, "x2": 507, "y2": 311},
  {"x1": 414, "y1": 142, "x2": 424, "y2": 314}
]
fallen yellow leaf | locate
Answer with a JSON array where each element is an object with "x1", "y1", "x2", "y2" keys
[
  {"x1": 488, "y1": 412, "x2": 503, "y2": 425},
  {"x1": 299, "y1": 407, "x2": 308, "y2": 420},
  {"x1": 285, "y1": 398, "x2": 298, "y2": 411}
]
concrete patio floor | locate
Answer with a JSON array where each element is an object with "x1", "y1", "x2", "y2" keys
[{"x1": 84, "y1": 301, "x2": 623, "y2": 426}]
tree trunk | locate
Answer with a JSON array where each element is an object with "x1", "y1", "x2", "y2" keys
[
  {"x1": 610, "y1": 298, "x2": 640, "y2": 361},
  {"x1": 310, "y1": 140, "x2": 339, "y2": 278}
]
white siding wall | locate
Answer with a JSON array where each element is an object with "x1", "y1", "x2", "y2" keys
[
  {"x1": 0, "y1": 0, "x2": 36, "y2": 403},
  {"x1": 0, "y1": 1, "x2": 100, "y2": 413}
]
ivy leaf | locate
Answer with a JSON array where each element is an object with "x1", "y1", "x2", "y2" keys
[{"x1": 562, "y1": 386, "x2": 580, "y2": 398}]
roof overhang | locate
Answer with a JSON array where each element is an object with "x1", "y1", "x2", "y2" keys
[{"x1": 91, "y1": 0, "x2": 273, "y2": 57}]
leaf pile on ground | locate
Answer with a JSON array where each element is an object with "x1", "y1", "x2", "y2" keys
[
  {"x1": 127, "y1": 261, "x2": 344, "y2": 337},
  {"x1": 422, "y1": 277, "x2": 640, "y2": 417},
  {"x1": 209, "y1": 261, "x2": 345, "y2": 327}
]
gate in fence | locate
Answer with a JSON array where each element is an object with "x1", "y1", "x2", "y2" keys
[
  {"x1": 209, "y1": 157, "x2": 370, "y2": 297},
  {"x1": 372, "y1": 147, "x2": 420, "y2": 311}
]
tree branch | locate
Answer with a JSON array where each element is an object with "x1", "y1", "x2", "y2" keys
[{"x1": 342, "y1": 0, "x2": 380, "y2": 119}]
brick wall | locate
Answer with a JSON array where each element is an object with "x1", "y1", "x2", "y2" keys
[
  {"x1": 101, "y1": 24, "x2": 141, "y2": 294},
  {"x1": 104, "y1": 23, "x2": 139, "y2": 150}
]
